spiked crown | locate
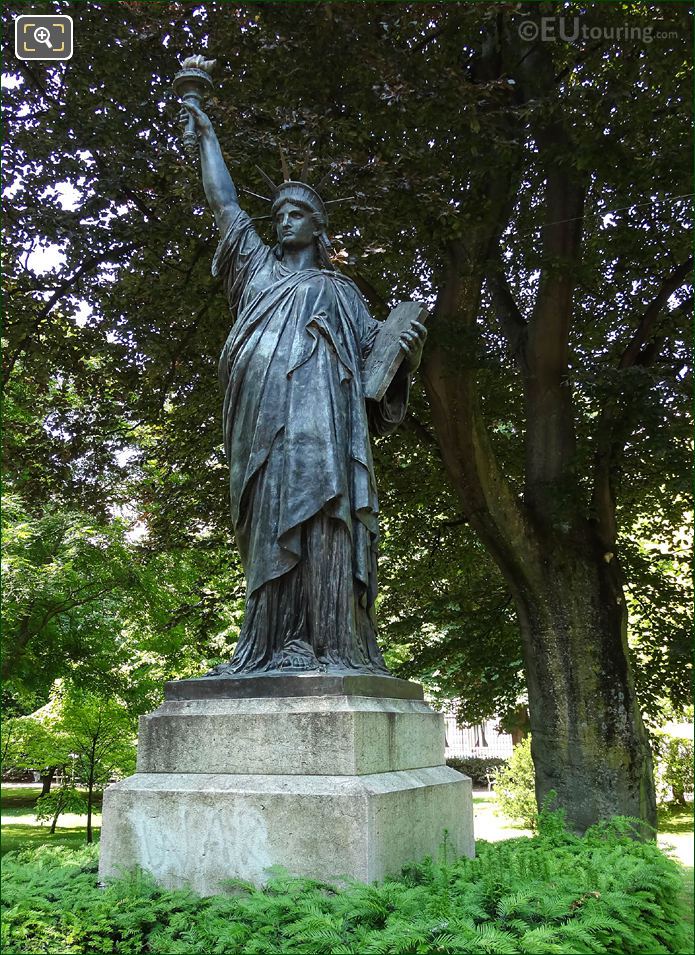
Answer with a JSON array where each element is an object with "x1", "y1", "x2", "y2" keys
[{"x1": 271, "y1": 180, "x2": 328, "y2": 227}]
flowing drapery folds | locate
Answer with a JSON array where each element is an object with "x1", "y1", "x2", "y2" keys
[{"x1": 211, "y1": 207, "x2": 408, "y2": 673}]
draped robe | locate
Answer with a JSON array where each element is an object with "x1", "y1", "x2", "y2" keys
[{"x1": 211, "y1": 206, "x2": 408, "y2": 673}]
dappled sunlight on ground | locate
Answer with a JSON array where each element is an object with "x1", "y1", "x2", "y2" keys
[
  {"x1": 658, "y1": 833, "x2": 693, "y2": 868},
  {"x1": 1, "y1": 810, "x2": 102, "y2": 827},
  {"x1": 657, "y1": 802, "x2": 695, "y2": 868},
  {"x1": 472, "y1": 789, "x2": 533, "y2": 842},
  {"x1": 1, "y1": 786, "x2": 102, "y2": 856}
]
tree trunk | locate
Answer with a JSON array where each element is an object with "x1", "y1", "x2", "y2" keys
[
  {"x1": 513, "y1": 531, "x2": 656, "y2": 835},
  {"x1": 50, "y1": 801, "x2": 61, "y2": 835},
  {"x1": 424, "y1": 340, "x2": 657, "y2": 834},
  {"x1": 419, "y1": 10, "x2": 661, "y2": 834},
  {"x1": 502, "y1": 705, "x2": 530, "y2": 747},
  {"x1": 40, "y1": 766, "x2": 56, "y2": 796},
  {"x1": 86, "y1": 775, "x2": 94, "y2": 844},
  {"x1": 49, "y1": 786, "x2": 68, "y2": 834},
  {"x1": 671, "y1": 785, "x2": 687, "y2": 807}
]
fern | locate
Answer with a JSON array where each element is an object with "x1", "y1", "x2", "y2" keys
[
  {"x1": 533, "y1": 892, "x2": 575, "y2": 921},
  {"x1": 496, "y1": 890, "x2": 534, "y2": 920},
  {"x1": 518, "y1": 925, "x2": 562, "y2": 953},
  {"x1": 473, "y1": 922, "x2": 520, "y2": 954},
  {"x1": 2, "y1": 816, "x2": 690, "y2": 955},
  {"x1": 554, "y1": 921, "x2": 603, "y2": 953}
]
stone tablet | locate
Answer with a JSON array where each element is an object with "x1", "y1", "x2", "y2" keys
[{"x1": 362, "y1": 301, "x2": 429, "y2": 401}]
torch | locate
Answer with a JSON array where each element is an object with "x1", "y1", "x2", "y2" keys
[{"x1": 173, "y1": 55, "x2": 216, "y2": 156}]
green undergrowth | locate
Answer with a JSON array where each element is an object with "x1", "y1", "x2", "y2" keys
[{"x1": 1, "y1": 814, "x2": 689, "y2": 954}]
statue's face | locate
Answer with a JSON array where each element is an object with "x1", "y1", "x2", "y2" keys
[{"x1": 274, "y1": 201, "x2": 315, "y2": 250}]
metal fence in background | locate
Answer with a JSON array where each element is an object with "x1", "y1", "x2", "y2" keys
[{"x1": 444, "y1": 715, "x2": 514, "y2": 759}]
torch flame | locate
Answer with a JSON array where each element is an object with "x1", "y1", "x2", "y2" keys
[{"x1": 179, "y1": 55, "x2": 216, "y2": 74}]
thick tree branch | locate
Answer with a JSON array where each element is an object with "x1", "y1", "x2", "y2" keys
[
  {"x1": 478, "y1": 29, "x2": 590, "y2": 520},
  {"x1": 524, "y1": 135, "x2": 587, "y2": 514},
  {"x1": 591, "y1": 268, "x2": 693, "y2": 549},
  {"x1": 2, "y1": 583, "x2": 122, "y2": 681},
  {"x1": 90, "y1": 145, "x2": 159, "y2": 223},
  {"x1": 158, "y1": 279, "x2": 222, "y2": 412},
  {"x1": 421, "y1": 14, "x2": 548, "y2": 589},
  {"x1": 409, "y1": 23, "x2": 447, "y2": 55},
  {"x1": 341, "y1": 265, "x2": 389, "y2": 318},
  {"x1": 36, "y1": 243, "x2": 140, "y2": 325},
  {"x1": 486, "y1": 254, "x2": 528, "y2": 363},
  {"x1": 403, "y1": 411, "x2": 439, "y2": 449},
  {"x1": 424, "y1": 238, "x2": 539, "y2": 594},
  {"x1": 618, "y1": 257, "x2": 693, "y2": 369}
]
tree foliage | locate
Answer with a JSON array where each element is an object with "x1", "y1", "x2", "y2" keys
[
  {"x1": 1, "y1": 491, "x2": 245, "y2": 710},
  {"x1": 494, "y1": 736, "x2": 540, "y2": 832},
  {"x1": 1, "y1": 493, "x2": 136, "y2": 695},
  {"x1": 3, "y1": 682, "x2": 137, "y2": 843},
  {"x1": 35, "y1": 786, "x2": 88, "y2": 835},
  {"x1": 1, "y1": 692, "x2": 70, "y2": 778}
]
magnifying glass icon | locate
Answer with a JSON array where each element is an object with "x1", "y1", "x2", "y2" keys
[{"x1": 34, "y1": 26, "x2": 53, "y2": 49}]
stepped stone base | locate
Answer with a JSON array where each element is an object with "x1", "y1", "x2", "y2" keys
[
  {"x1": 99, "y1": 678, "x2": 474, "y2": 894},
  {"x1": 99, "y1": 767, "x2": 471, "y2": 893}
]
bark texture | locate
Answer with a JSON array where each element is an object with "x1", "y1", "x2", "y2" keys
[{"x1": 517, "y1": 537, "x2": 656, "y2": 833}]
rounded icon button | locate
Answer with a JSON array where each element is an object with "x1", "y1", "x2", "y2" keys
[
  {"x1": 518, "y1": 20, "x2": 539, "y2": 42},
  {"x1": 34, "y1": 26, "x2": 53, "y2": 48},
  {"x1": 14, "y1": 14, "x2": 73, "y2": 61}
]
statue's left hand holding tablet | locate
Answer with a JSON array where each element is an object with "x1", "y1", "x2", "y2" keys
[{"x1": 399, "y1": 320, "x2": 428, "y2": 373}]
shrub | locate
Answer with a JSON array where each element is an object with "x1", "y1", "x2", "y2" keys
[
  {"x1": 652, "y1": 729, "x2": 694, "y2": 806},
  {"x1": 1, "y1": 817, "x2": 689, "y2": 954},
  {"x1": 493, "y1": 736, "x2": 538, "y2": 830},
  {"x1": 446, "y1": 755, "x2": 508, "y2": 786}
]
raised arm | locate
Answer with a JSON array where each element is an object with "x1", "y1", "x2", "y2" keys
[{"x1": 180, "y1": 102, "x2": 239, "y2": 231}]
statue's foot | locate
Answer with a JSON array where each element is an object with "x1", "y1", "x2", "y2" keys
[
  {"x1": 202, "y1": 661, "x2": 238, "y2": 678},
  {"x1": 274, "y1": 638, "x2": 324, "y2": 672}
]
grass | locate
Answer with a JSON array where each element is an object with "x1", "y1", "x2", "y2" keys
[
  {"x1": 677, "y1": 866, "x2": 694, "y2": 953},
  {"x1": 1, "y1": 785, "x2": 101, "y2": 856},
  {"x1": 472, "y1": 787, "x2": 533, "y2": 842},
  {"x1": 1, "y1": 823, "x2": 99, "y2": 855},
  {"x1": 0, "y1": 786, "x2": 44, "y2": 811},
  {"x1": 658, "y1": 801, "x2": 695, "y2": 836},
  {"x1": 658, "y1": 803, "x2": 695, "y2": 954}
]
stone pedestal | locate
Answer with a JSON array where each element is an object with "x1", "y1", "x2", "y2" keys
[{"x1": 99, "y1": 675, "x2": 473, "y2": 894}]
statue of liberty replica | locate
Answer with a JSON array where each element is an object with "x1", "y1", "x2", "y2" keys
[
  {"x1": 179, "y1": 88, "x2": 427, "y2": 677},
  {"x1": 98, "y1": 60, "x2": 471, "y2": 895}
]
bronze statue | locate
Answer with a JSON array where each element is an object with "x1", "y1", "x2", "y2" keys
[{"x1": 178, "y1": 83, "x2": 427, "y2": 677}]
